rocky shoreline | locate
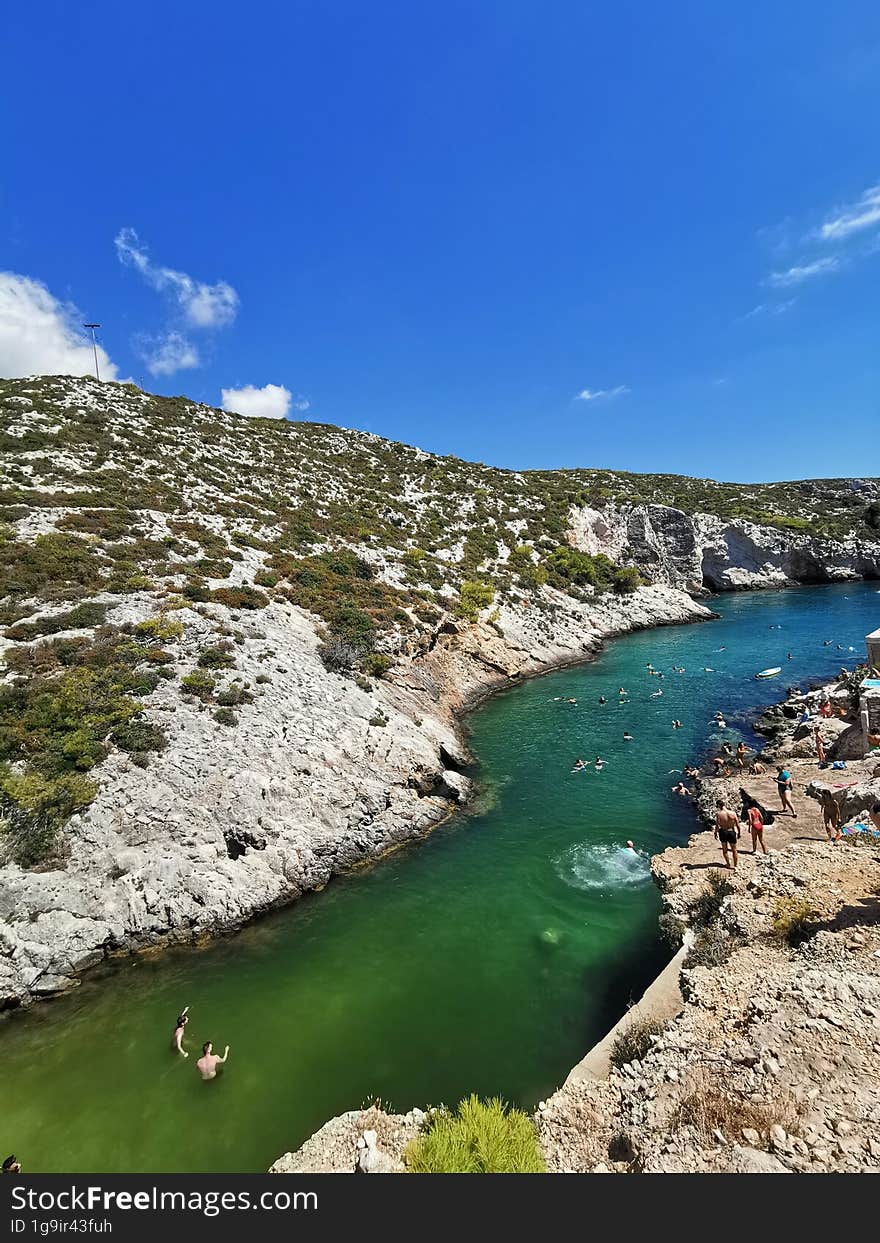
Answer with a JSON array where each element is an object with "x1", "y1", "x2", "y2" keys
[
  {"x1": 271, "y1": 669, "x2": 880, "y2": 1174},
  {"x1": 0, "y1": 582, "x2": 711, "y2": 1010}
]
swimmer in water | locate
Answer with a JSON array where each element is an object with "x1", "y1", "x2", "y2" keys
[
  {"x1": 594, "y1": 756, "x2": 606, "y2": 768},
  {"x1": 651, "y1": 688, "x2": 663, "y2": 697},
  {"x1": 625, "y1": 840, "x2": 636, "y2": 853},
  {"x1": 623, "y1": 732, "x2": 633, "y2": 741},
  {"x1": 196, "y1": 1040, "x2": 230, "y2": 1081},
  {"x1": 173, "y1": 1005, "x2": 190, "y2": 1058},
  {"x1": 572, "y1": 758, "x2": 586, "y2": 771},
  {"x1": 598, "y1": 695, "x2": 607, "y2": 704},
  {"x1": 618, "y1": 688, "x2": 626, "y2": 696}
]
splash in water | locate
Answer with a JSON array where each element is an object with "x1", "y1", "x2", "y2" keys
[{"x1": 555, "y1": 842, "x2": 650, "y2": 892}]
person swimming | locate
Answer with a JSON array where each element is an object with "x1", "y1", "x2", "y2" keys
[
  {"x1": 623, "y1": 732, "x2": 633, "y2": 741},
  {"x1": 173, "y1": 1005, "x2": 190, "y2": 1058},
  {"x1": 598, "y1": 695, "x2": 607, "y2": 704},
  {"x1": 651, "y1": 688, "x2": 663, "y2": 697},
  {"x1": 625, "y1": 840, "x2": 636, "y2": 852},
  {"x1": 196, "y1": 1040, "x2": 230, "y2": 1081}
]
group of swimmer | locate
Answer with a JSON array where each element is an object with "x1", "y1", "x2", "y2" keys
[{"x1": 173, "y1": 1006, "x2": 230, "y2": 1080}]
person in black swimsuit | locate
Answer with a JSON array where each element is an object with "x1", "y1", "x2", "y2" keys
[{"x1": 714, "y1": 799, "x2": 740, "y2": 868}]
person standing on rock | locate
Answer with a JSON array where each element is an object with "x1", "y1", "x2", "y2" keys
[
  {"x1": 814, "y1": 726, "x2": 826, "y2": 766},
  {"x1": 746, "y1": 803, "x2": 767, "y2": 854},
  {"x1": 819, "y1": 790, "x2": 841, "y2": 843},
  {"x1": 736, "y1": 741, "x2": 748, "y2": 772},
  {"x1": 197, "y1": 1040, "x2": 230, "y2": 1081},
  {"x1": 869, "y1": 802, "x2": 880, "y2": 833},
  {"x1": 173, "y1": 1006, "x2": 190, "y2": 1058},
  {"x1": 714, "y1": 800, "x2": 740, "y2": 868},
  {"x1": 776, "y1": 767, "x2": 797, "y2": 818}
]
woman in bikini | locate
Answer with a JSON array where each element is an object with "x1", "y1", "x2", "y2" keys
[
  {"x1": 746, "y1": 802, "x2": 767, "y2": 854},
  {"x1": 776, "y1": 767, "x2": 797, "y2": 818}
]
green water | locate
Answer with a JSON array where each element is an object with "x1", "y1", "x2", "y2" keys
[{"x1": 1, "y1": 582, "x2": 877, "y2": 1172}]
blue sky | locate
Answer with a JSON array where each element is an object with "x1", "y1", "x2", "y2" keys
[{"x1": 3, "y1": 1, "x2": 880, "y2": 480}]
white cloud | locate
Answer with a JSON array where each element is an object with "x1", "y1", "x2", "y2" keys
[
  {"x1": 818, "y1": 184, "x2": 880, "y2": 242},
  {"x1": 115, "y1": 227, "x2": 239, "y2": 329},
  {"x1": 766, "y1": 257, "x2": 839, "y2": 287},
  {"x1": 291, "y1": 395, "x2": 311, "y2": 412},
  {"x1": 221, "y1": 383, "x2": 292, "y2": 419},
  {"x1": 738, "y1": 298, "x2": 796, "y2": 321},
  {"x1": 0, "y1": 272, "x2": 119, "y2": 380},
  {"x1": 575, "y1": 384, "x2": 629, "y2": 402},
  {"x1": 137, "y1": 331, "x2": 200, "y2": 377}
]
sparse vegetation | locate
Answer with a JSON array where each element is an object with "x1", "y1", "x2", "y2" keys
[
  {"x1": 670, "y1": 1067, "x2": 799, "y2": 1145},
  {"x1": 771, "y1": 895, "x2": 817, "y2": 946},
  {"x1": 686, "y1": 872, "x2": 732, "y2": 929},
  {"x1": 609, "y1": 1015, "x2": 669, "y2": 1067},
  {"x1": 405, "y1": 1096, "x2": 545, "y2": 1173}
]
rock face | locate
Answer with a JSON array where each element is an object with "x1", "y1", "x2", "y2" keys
[
  {"x1": 0, "y1": 583, "x2": 711, "y2": 1008},
  {"x1": 269, "y1": 1106, "x2": 423, "y2": 1174},
  {"x1": 568, "y1": 503, "x2": 880, "y2": 592}
]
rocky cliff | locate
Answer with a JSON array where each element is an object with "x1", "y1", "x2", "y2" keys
[{"x1": 569, "y1": 501, "x2": 880, "y2": 593}]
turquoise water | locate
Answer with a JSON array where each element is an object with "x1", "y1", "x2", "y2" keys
[{"x1": 0, "y1": 582, "x2": 877, "y2": 1172}]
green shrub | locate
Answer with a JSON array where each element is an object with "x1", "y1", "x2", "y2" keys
[
  {"x1": 0, "y1": 770, "x2": 96, "y2": 866},
  {"x1": 771, "y1": 896, "x2": 817, "y2": 946},
  {"x1": 216, "y1": 686, "x2": 253, "y2": 706},
  {"x1": 405, "y1": 1097, "x2": 545, "y2": 1174},
  {"x1": 4, "y1": 601, "x2": 109, "y2": 641},
  {"x1": 110, "y1": 720, "x2": 167, "y2": 754},
  {"x1": 134, "y1": 615, "x2": 184, "y2": 642},
  {"x1": 455, "y1": 579, "x2": 495, "y2": 622},
  {"x1": 180, "y1": 670, "x2": 217, "y2": 700},
  {"x1": 363, "y1": 652, "x2": 392, "y2": 678},
  {"x1": 214, "y1": 707, "x2": 237, "y2": 725},
  {"x1": 210, "y1": 585, "x2": 268, "y2": 610},
  {"x1": 197, "y1": 646, "x2": 235, "y2": 670}
]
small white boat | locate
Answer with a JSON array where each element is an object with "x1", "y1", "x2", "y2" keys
[{"x1": 755, "y1": 666, "x2": 782, "y2": 679}]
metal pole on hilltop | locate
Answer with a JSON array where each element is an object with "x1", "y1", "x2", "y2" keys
[{"x1": 83, "y1": 323, "x2": 101, "y2": 381}]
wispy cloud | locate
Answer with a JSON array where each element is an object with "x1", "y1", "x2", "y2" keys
[
  {"x1": 137, "y1": 331, "x2": 200, "y2": 377},
  {"x1": 738, "y1": 298, "x2": 796, "y2": 321},
  {"x1": 766, "y1": 257, "x2": 839, "y2": 287},
  {"x1": 221, "y1": 383, "x2": 293, "y2": 420},
  {"x1": 115, "y1": 228, "x2": 239, "y2": 329},
  {"x1": 818, "y1": 184, "x2": 880, "y2": 242},
  {"x1": 575, "y1": 384, "x2": 629, "y2": 402}
]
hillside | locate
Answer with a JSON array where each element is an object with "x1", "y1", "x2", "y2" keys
[{"x1": 0, "y1": 374, "x2": 877, "y2": 1007}]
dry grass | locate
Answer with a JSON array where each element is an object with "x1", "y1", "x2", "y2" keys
[
  {"x1": 669, "y1": 1068, "x2": 800, "y2": 1145},
  {"x1": 609, "y1": 1015, "x2": 669, "y2": 1068}
]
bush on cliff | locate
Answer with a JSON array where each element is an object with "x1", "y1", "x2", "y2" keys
[
  {"x1": 455, "y1": 579, "x2": 495, "y2": 622},
  {"x1": 609, "y1": 1015, "x2": 669, "y2": 1068},
  {"x1": 405, "y1": 1096, "x2": 545, "y2": 1173}
]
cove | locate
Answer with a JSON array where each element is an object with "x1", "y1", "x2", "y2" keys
[{"x1": 1, "y1": 581, "x2": 877, "y2": 1173}]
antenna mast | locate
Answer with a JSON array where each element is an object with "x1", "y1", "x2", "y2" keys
[{"x1": 83, "y1": 323, "x2": 101, "y2": 381}]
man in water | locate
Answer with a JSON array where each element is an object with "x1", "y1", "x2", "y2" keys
[
  {"x1": 196, "y1": 1040, "x2": 230, "y2": 1080},
  {"x1": 625, "y1": 840, "x2": 636, "y2": 853},
  {"x1": 714, "y1": 800, "x2": 740, "y2": 869}
]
